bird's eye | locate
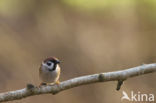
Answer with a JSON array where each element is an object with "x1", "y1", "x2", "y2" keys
[{"x1": 46, "y1": 62, "x2": 51, "y2": 66}]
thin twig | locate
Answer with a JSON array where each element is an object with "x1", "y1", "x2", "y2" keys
[
  {"x1": 0, "y1": 63, "x2": 156, "y2": 102},
  {"x1": 116, "y1": 80, "x2": 124, "y2": 91}
]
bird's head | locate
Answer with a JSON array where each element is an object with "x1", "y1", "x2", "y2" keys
[{"x1": 42, "y1": 57, "x2": 60, "y2": 71}]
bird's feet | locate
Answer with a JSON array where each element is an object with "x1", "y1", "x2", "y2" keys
[
  {"x1": 49, "y1": 80, "x2": 60, "y2": 86},
  {"x1": 55, "y1": 80, "x2": 60, "y2": 85},
  {"x1": 39, "y1": 82, "x2": 47, "y2": 87},
  {"x1": 39, "y1": 81, "x2": 60, "y2": 87}
]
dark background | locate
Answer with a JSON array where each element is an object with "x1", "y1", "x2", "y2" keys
[{"x1": 0, "y1": 0, "x2": 156, "y2": 103}]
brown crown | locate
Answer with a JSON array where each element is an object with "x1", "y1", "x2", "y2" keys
[{"x1": 43, "y1": 57, "x2": 59, "y2": 63}]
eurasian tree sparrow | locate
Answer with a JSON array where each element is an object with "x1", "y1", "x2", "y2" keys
[{"x1": 39, "y1": 57, "x2": 61, "y2": 85}]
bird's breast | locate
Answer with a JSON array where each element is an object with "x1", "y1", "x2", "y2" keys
[{"x1": 39, "y1": 65, "x2": 60, "y2": 83}]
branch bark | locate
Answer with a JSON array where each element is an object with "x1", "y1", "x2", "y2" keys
[{"x1": 0, "y1": 63, "x2": 156, "y2": 102}]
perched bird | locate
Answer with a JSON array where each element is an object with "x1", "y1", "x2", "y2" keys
[{"x1": 39, "y1": 57, "x2": 61, "y2": 85}]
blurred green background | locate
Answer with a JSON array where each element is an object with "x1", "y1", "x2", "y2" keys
[{"x1": 0, "y1": 0, "x2": 156, "y2": 103}]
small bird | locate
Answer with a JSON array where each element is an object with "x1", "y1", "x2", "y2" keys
[{"x1": 39, "y1": 57, "x2": 61, "y2": 85}]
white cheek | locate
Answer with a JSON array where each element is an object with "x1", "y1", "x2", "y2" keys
[
  {"x1": 42, "y1": 62, "x2": 54, "y2": 69},
  {"x1": 48, "y1": 63, "x2": 54, "y2": 69}
]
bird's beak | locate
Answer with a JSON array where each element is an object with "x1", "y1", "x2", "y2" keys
[{"x1": 56, "y1": 60, "x2": 60, "y2": 64}]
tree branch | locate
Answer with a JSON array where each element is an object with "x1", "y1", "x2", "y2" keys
[{"x1": 0, "y1": 63, "x2": 156, "y2": 102}]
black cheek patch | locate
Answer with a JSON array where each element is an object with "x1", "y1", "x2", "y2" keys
[{"x1": 52, "y1": 64, "x2": 57, "y2": 71}]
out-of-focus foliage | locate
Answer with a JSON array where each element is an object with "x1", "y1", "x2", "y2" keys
[
  {"x1": 0, "y1": 0, "x2": 36, "y2": 17},
  {"x1": 0, "y1": 0, "x2": 156, "y2": 103},
  {"x1": 62, "y1": 0, "x2": 134, "y2": 11}
]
